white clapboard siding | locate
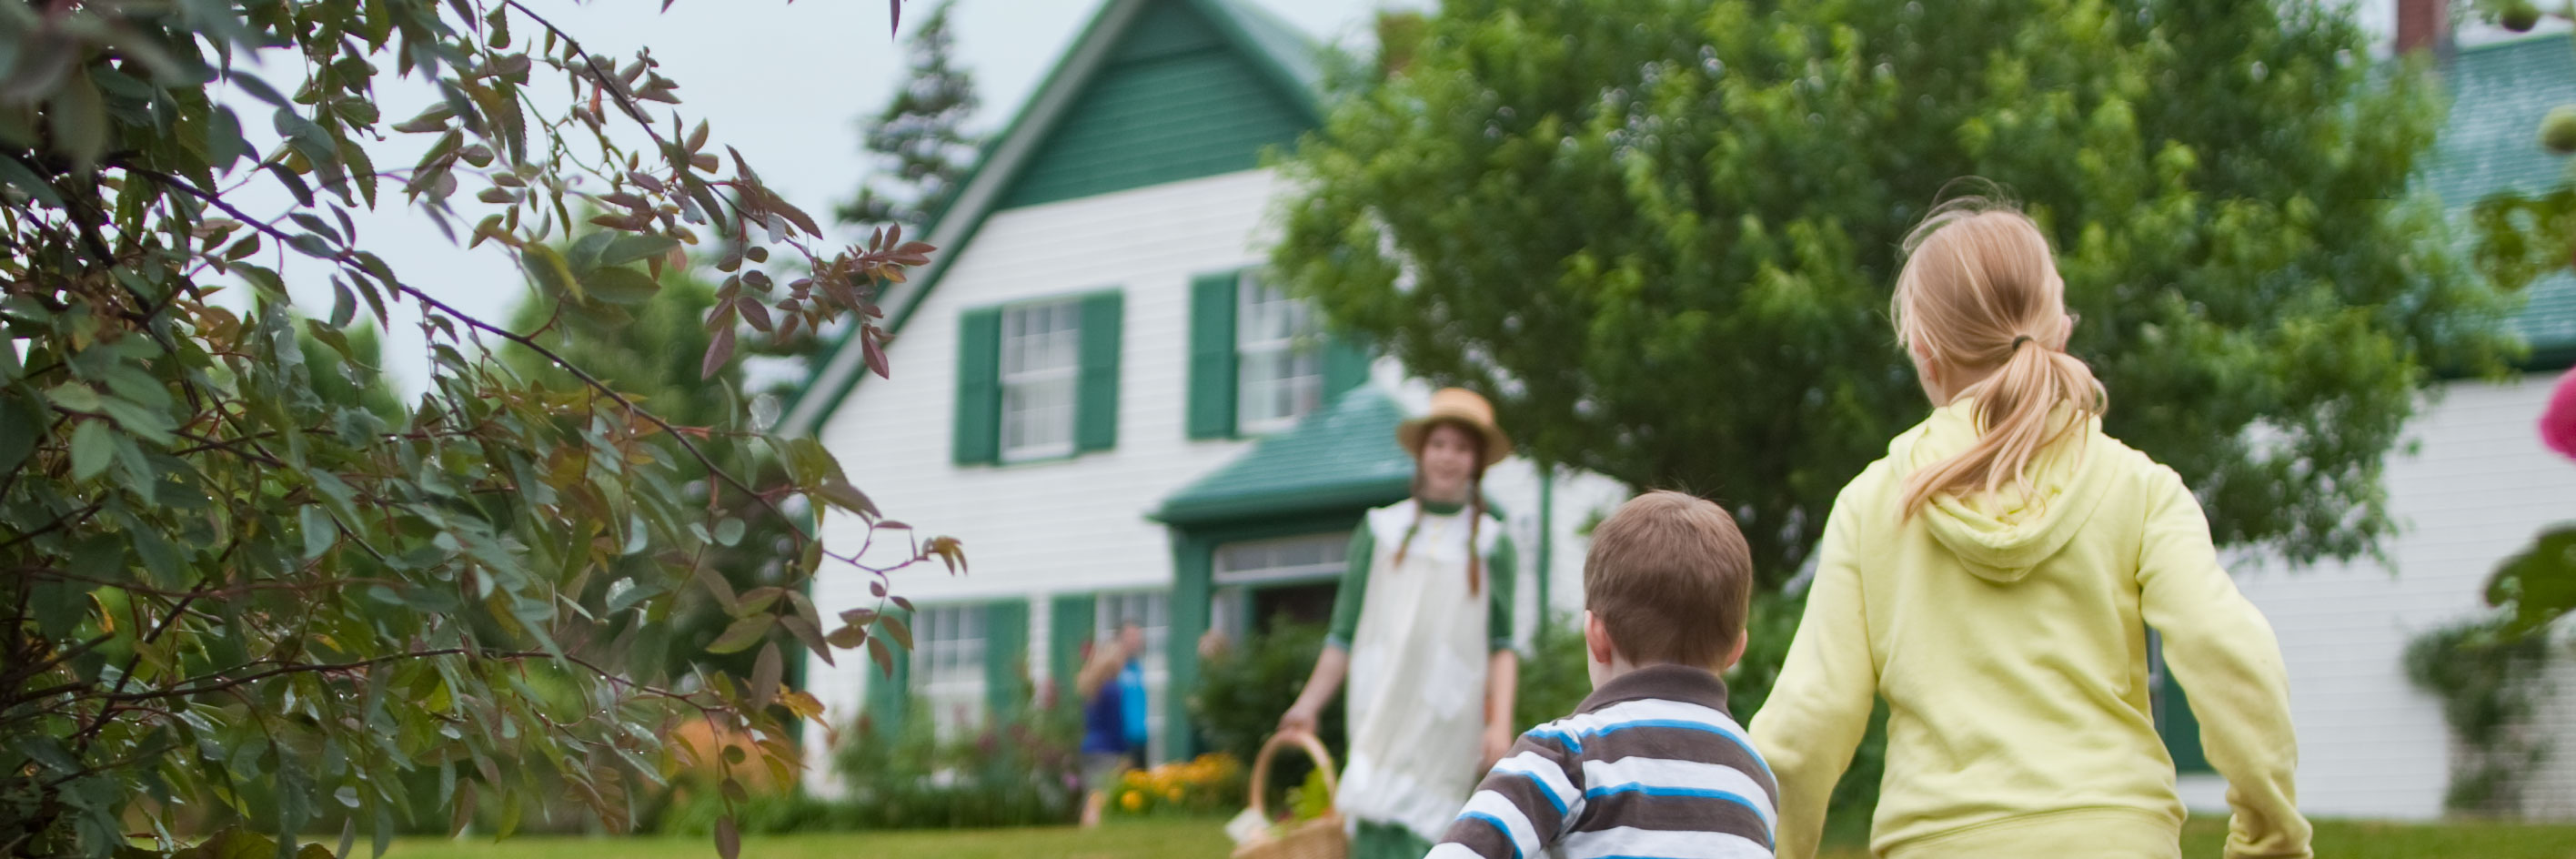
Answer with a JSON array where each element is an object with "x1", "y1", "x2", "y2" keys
[
  {"x1": 800, "y1": 169, "x2": 1283, "y2": 784},
  {"x1": 2176, "y1": 371, "x2": 2576, "y2": 820}
]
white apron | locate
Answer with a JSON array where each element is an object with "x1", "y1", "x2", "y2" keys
[{"x1": 1336, "y1": 500, "x2": 1500, "y2": 843}]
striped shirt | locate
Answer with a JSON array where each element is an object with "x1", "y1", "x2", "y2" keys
[{"x1": 1429, "y1": 664, "x2": 1778, "y2": 859}]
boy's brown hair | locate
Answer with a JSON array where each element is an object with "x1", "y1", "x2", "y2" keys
[{"x1": 1583, "y1": 490, "x2": 1755, "y2": 668}]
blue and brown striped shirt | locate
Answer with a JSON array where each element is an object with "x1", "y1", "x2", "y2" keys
[{"x1": 1429, "y1": 664, "x2": 1778, "y2": 859}]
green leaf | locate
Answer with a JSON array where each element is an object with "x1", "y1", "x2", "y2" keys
[
  {"x1": 566, "y1": 229, "x2": 617, "y2": 275},
  {"x1": 330, "y1": 280, "x2": 357, "y2": 328},
  {"x1": 0, "y1": 395, "x2": 39, "y2": 475},
  {"x1": 300, "y1": 506, "x2": 335, "y2": 559},
  {"x1": 705, "y1": 614, "x2": 772, "y2": 655},
  {"x1": 713, "y1": 518, "x2": 746, "y2": 547},
  {"x1": 750, "y1": 642, "x2": 781, "y2": 712},
  {"x1": 45, "y1": 381, "x2": 104, "y2": 413},
  {"x1": 579, "y1": 266, "x2": 661, "y2": 306},
  {"x1": 47, "y1": 67, "x2": 107, "y2": 172},
  {"x1": 597, "y1": 233, "x2": 680, "y2": 268},
  {"x1": 69, "y1": 419, "x2": 113, "y2": 480},
  {"x1": 521, "y1": 243, "x2": 581, "y2": 302},
  {"x1": 96, "y1": 395, "x2": 175, "y2": 446},
  {"x1": 715, "y1": 816, "x2": 740, "y2": 859},
  {"x1": 0, "y1": 151, "x2": 63, "y2": 207}
]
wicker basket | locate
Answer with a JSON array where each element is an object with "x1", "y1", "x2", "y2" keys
[{"x1": 1230, "y1": 733, "x2": 1348, "y2": 859}]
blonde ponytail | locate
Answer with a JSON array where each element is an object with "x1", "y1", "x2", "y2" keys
[{"x1": 1891, "y1": 195, "x2": 2107, "y2": 517}]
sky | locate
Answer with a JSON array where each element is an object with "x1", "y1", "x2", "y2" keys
[
  {"x1": 221, "y1": 0, "x2": 2492, "y2": 399},
  {"x1": 230, "y1": 0, "x2": 1425, "y2": 398}
]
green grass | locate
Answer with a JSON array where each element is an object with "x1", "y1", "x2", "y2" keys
[{"x1": 379, "y1": 815, "x2": 2576, "y2": 859}]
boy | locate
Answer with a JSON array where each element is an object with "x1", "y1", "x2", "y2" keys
[{"x1": 1428, "y1": 490, "x2": 1776, "y2": 859}]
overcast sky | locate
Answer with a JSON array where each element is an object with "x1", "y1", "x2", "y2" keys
[
  {"x1": 226, "y1": 0, "x2": 2463, "y2": 397},
  {"x1": 231, "y1": 0, "x2": 1423, "y2": 398}
]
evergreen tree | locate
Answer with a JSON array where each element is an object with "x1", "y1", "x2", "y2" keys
[{"x1": 838, "y1": 0, "x2": 982, "y2": 230}]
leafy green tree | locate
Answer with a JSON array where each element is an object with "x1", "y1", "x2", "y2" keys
[
  {"x1": 1274, "y1": 0, "x2": 2514, "y2": 587},
  {"x1": 0, "y1": 2, "x2": 949, "y2": 858},
  {"x1": 498, "y1": 258, "x2": 803, "y2": 693}
]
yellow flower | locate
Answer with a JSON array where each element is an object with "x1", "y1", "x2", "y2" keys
[
  {"x1": 1121, "y1": 790, "x2": 1144, "y2": 812},
  {"x1": 1166, "y1": 787, "x2": 1184, "y2": 802},
  {"x1": 1123, "y1": 770, "x2": 1148, "y2": 788}
]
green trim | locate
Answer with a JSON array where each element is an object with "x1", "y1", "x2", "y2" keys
[
  {"x1": 864, "y1": 605, "x2": 915, "y2": 739},
  {"x1": 1168, "y1": 531, "x2": 1213, "y2": 763},
  {"x1": 1535, "y1": 461, "x2": 1555, "y2": 642},
  {"x1": 984, "y1": 600, "x2": 1031, "y2": 722},
  {"x1": 1049, "y1": 593, "x2": 1098, "y2": 702},
  {"x1": 1188, "y1": 270, "x2": 1241, "y2": 440},
  {"x1": 1078, "y1": 291, "x2": 1125, "y2": 452},
  {"x1": 781, "y1": 0, "x2": 1326, "y2": 437},
  {"x1": 952, "y1": 308, "x2": 1002, "y2": 464}
]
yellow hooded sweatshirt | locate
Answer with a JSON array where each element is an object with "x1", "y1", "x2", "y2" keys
[{"x1": 1747, "y1": 399, "x2": 2309, "y2": 859}]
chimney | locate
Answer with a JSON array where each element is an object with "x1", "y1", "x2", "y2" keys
[{"x1": 2396, "y1": 0, "x2": 2452, "y2": 57}]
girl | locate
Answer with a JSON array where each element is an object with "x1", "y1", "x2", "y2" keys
[
  {"x1": 1277, "y1": 388, "x2": 1521, "y2": 859},
  {"x1": 1748, "y1": 198, "x2": 2310, "y2": 859}
]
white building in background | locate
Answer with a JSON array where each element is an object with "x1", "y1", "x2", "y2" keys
[
  {"x1": 783, "y1": 0, "x2": 2576, "y2": 821},
  {"x1": 779, "y1": 0, "x2": 1622, "y2": 793}
]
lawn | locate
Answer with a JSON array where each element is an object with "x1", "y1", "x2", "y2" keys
[{"x1": 380, "y1": 816, "x2": 2576, "y2": 859}]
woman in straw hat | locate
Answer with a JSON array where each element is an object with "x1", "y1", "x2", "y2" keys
[{"x1": 1276, "y1": 388, "x2": 1521, "y2": 859}]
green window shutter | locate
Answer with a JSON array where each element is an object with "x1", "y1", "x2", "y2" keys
[
  {"x1": 1186, "y1": 272, "x2": 1240, "y2": 440},
  {"x1": 953, "y1": 308, "x2": 1003, "y2": 465},
  {"x1": 1049, "y1": 593, "x2": 1098, "y2": 706},
  {"x1": 1323, "y1": 335, "x2": 1372, "y2": 400},
  {"x1": 864, "y1": 606, "x2": 915, "y2": 739},
  {"x1": 2152, "y1": 632, "x2": 2212, "y2": 773},
  {"x1": 983, "y1": 600, "x2": 1032, "y2": 723},
  {"x1": 1076, "y1": 292, "x2": 1124, "y2": 452}
]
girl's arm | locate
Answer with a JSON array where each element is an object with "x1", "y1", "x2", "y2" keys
[
  {"x1": 1484, "y1": 531, "x2": 1521, "y2": 768},
  {"x1": 2137, "y1": 468, "x2": 2310, "y2": 859},
  {"x1": 1746, "y1": 491, "x2": 1879, "y2": 859},
  {"x1": 1483, "y1": 650, "x2": 1518, "y2": 770}
]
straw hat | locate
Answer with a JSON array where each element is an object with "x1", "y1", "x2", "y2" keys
[{"x1": 1397, "y1": 388, "x2": 1513, "y2": 469}]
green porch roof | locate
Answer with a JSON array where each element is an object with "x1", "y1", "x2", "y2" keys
[
  {"x1": 2428, "y1": 34, "x2": 2576, "y2": 367},
  {"x1": 1153, "y1": 386, "x2": 1414, "y2": 528}
]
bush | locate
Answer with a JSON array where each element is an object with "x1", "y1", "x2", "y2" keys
[
  {"x1": 1192, "y1": 619, "x2": 1347, "y2": 800},
  {"x1": 2403, "y1": 614, "x2": 2558, "y2": 815}
]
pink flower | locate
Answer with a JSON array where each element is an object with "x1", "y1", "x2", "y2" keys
[{"x1": 2545, "y1": 368, "x2": 2576, "y2": 460}]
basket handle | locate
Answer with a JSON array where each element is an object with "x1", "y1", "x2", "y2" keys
[{"x1": 1247, "y1": 731, "x2": 1339, "y2": 821}]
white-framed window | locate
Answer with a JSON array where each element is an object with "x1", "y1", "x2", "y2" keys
[
  {"x1": 1096, "y1": 591, "x2": 1172, "y2": 763},
  {"x1": 913, "y1": 604, "x2": 989, "y2": 735},
  {"x1": 1211, "y1": 532, "x2": 1351, "y2": 642},
  {"x1": 1001, "y1": 299, "x2": 1082, "y2": 461},
  {"x1": 1235, "y1": 273, "x2": 1324, "y2": 435}
]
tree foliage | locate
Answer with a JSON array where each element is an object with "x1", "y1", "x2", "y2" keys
[
  {"x1": 1274, "y1": 0, "x2": 2515, "y2": 586},
  {"x1": 0, "y1": 2, "x2": 950, "y2": 857}
]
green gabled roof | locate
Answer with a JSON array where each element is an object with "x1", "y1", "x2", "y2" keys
[
  {"x1": 2427, "y1": 34, "x2": 2576, "y2": 367},
  {"x1": 1152, "y1": 386, "x2": 1414, "y2": 527},
  {"x1": 780, "y1": 0, "x2": 1327, "y2": 437}
]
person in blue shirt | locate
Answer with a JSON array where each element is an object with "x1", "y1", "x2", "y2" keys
[{"x1": 1077, "y1": 620, "x2": 1148, "y2": 827}]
